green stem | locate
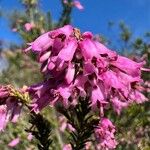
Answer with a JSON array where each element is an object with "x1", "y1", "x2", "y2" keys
[
  {"x1": 58, "y1": 98, "x2": 99, "y2": 150},
  {"x1": 51, "y1": 108, "x2": 64, "y2": 149}
]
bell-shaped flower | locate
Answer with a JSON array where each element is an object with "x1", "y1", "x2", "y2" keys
[
  {"x1": 111, "y1": 55, "x2": 144, "y2": 77},
  {"x1": 79, "y1": 39, "x2": 99, "y2": 60},
  {"x1": 65, "y1": 63, "x2": 75, "y2": 84},
  {"x1": 0, "y1": 86, "x2": 22, "y2": 131},
  {"x1": 95, "y1": 118, "x2": 117, "y2": 149},
  {"x1": 111, "y1": 97, "x2": 128, "y2": 115}
]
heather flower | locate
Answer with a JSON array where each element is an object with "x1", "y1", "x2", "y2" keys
[
  {"x1": 8, "y1": 138, "x2": 20, "y2": 147},
  {"x1": 91, "y1": 81, "x2": 107, "y2": 108},
  {"x1": 0, "y1": 85, "x2": 22, "y2": 131},
  {"x1": 144, "y1": 81, "x2": 150, "y2": 93},
  {"x1": 63, "y1": 0, "x2": 84, "y2": 10},
  {"x1": 59, "y1": 116, "x2": 75, "y2": 132},
  {"x1": 129, "y1": 89, "x2": 148, "y2": 104},
  {"x1": 73, "y1": 0, "x2": 84, "y2": 10},
  {"x1": 63, "y1": 144, "x2": 72, "y2": 150},
  {"x1": 25, "y1": 32, "x2": 53, "y2": 52},
  {"x1": 63, "y1": 0, "x2": 68, "y2": 4},
  {"x1": 79, "y1": 39, "x2": 100, "y2": 60},
  {"x1": 27, "y1": 133, "x2": 33, "y2": 141},
  {"x1": 24, "y1": 22, "x2": 35, "y2": 32},
  {"x1": 65, "y1": 63, "x2": 75, "y2": 84},
  {"x1": 58, "y1": 38, "x2": 78, "y2": 61},
  {"x1": 28, "y1": 81, "x2": 55, "y2": 113},
  {"x1": 111, "y1": 55, "x2": 144, "y2": 77},
  {"x1": 95, "y1": 118, "x2": 117, "y2": 149},
  {"x1": 26, "y1": 25, "x2": 148, "y2": 114},
  {"x1": 85, "y1": 141, "x2": 92, "y2": 150},
  {"x1": 0, "y1": 105, "x2": 7, "y2": 131},
  {"x1": 111, "y1": 97, "x2": 128, "y2": 115},
  {"x1": 28, "y1": 80, "x2": 73, "y2": 112},
  {"x1": 25, "y1": 25, "x2": 148, "y2": 148}
]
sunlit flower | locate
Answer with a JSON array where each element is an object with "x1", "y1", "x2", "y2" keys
[
  {"x1": 25, "y1": 25, "x2": 149, "y2": 147},
  {"x1": 0, "y1": 86, "x2": 22, "y2": 131}
]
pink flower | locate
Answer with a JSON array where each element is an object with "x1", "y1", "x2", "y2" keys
[
  {"x1": 53, "y1": 84, "x2": 72, "y2": 107},
  {"x1": 129, "y1": 89, "x2": 148, "y2": 104},
  {"x1": 63, "y1": 0, "x2": 68, "y2": 4},
  {"x1": 91, "y1": 82, "x2": 106, "y2": 107},
  {"x1": 95, "y1": 118, "x2": 117, "y2": 149},
  {"x1": 65, "y1": 63, "x2": 75, "y2": 84},
  {"x1": 24, "y1": 23, "x2": 35, "y2": 31},
  {"x1": 25, "y1": 32, "x2": 53, "y2": 52},
  {"x1": 101, "y1": 70, "x2": 125, "y2": 89},
  {"x1": 63, "y1": 144, "x2": 72, "y2": 150},
  {"x1": 59, "y1": 116, "x2": 75, "y2": 132},
  {"x1": 28, "y1": 80, "x2": 73, "y2": 112},
  {"x1": 79, "y1": 39, "x2": 99, "y2": 60},
  {"x1": 111, "y1": 97, "x2": 128, "y2": 115},
  {"x1": 26, "y1": 25, "x2": 147, "y2": 134},
  {"x1": 27, "y1": 133, "x2": 33, "y2": 141},
  {"x1": 0, "y1": 105, "x2": 7, "y2": 131},
  {"x1": 58, "y1": 38, "x2": 77, "y2": 61},
  {"x1": 73, "y1": 0, "x2": 84, "y2": 10},
  {"x1": 94, "y1": 41, "x2": 117, "y2": 60},
  {"x1": 85, "y1": 141, "x2": 92, "y2": 150},
  {"x1": 12, "y1": 28, "x2": 17, "y2": 32},
  {"x1": 28, "y1": 80, "x2": 55, "y2": 113},
  {"x1": 111, "y1": 55, "x2": 144, "y2": 77},
  {"x1": 8, "y1": 138, "x2": 20, "y2": 147},
  {"x1": 0, "y1": 85, "x2": 22, "y2": 131},
  {"x1": 24, "y1": 25, "x2": 149, "y2": 148}
]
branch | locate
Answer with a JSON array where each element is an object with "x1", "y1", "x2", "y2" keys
[
  {"x1": 57, "y1": 0, "x2": 73, "y2": 27},
  {"x1": 57, "y1": 97, "x2": 99, "y2": 150},
  {"x1": 27, "y1": 112, "x2": 53, "y2": 150}
]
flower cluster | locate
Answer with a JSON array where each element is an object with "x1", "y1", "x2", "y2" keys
[
  {"x1": 25, "y1": 25, "x2": 147, "y2": 113},
  {"x1": 95, "y1": 118, "x2": 117, "y2": 149},
  {"x1": 0, "y1": 85, "x2": 22, "y2": 131},
  {"x1": 24, "y1": 25, "x2": 148, "y2": 149}
]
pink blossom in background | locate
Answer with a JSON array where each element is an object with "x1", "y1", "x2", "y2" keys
[
  {"x1": 95, "y1": 118, "x2": 117, "y2": 149},
  {"x1": 8, "y1": 138, "x2": 20, "y2": 147},
  {"x1": 24, "y1": 23, "x2": 35, "y2": 32},
  {"x1": 111, "y1": 97, "x2": 128, "y2": 115},
  {"x1": 27, "y1": 133, "x2": 33, "y2": 141},
  {"x1": 73, "y1": 0, "x2": 84, "y2": 10},
  {"x1": 85, "y1": 142, "x2": 92, "y2": 150},
  {"x1": 63, "y1": 144, "x2": 72, "y2": 150},
  {"x1": 12, "y1": 28, "x2": 17, "y2": 32},
  {"x1": 59, "y1": 116, "x2": 75, "y2": 132},
  {"x1": 63, "y1": 0, "x2": 68, "y2": 4},
  {"x1": 0, "y1": 85, "x2": 22, "y2": 131},
  {"x1": 0, "y1": 105, "x2": 7, "y2": 131},
  {"x1": 144, "y1": 81, "x2": 150, "y2": 92}
]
